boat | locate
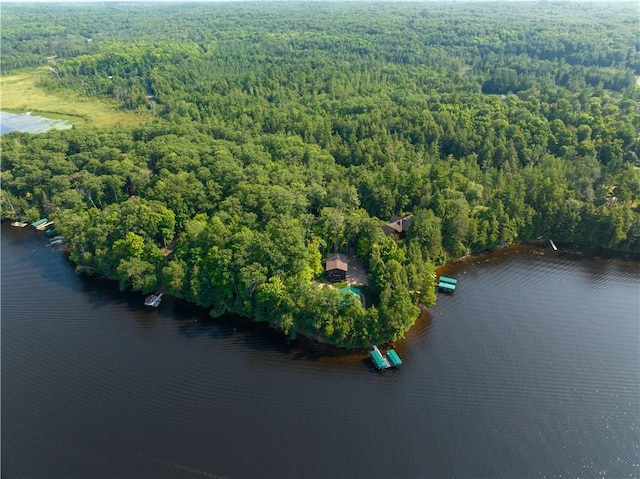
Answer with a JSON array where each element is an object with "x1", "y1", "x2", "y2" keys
[
  {"x1": 11, "y1": 221, "x2": 28, "y2": 227},
  {"x1": 144, "y1": 293, "x2": 163, "y2": 307}
]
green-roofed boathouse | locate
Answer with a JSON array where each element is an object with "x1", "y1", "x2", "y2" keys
[
  {"x1": 370, "y1": 345, "x2": 402, "y2": 370},
  {"x1": 437, "y1": 281, "x2": 456, "y2": 293},
  {"x1": 386, "y1": 349, "x2": 402, "y2": 367},
  {"x1": 370, "y1": 346, "x2": 390, "y2": 370}
]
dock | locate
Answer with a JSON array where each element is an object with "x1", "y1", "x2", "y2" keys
[
  {"x1": 36, "y1": 221, "x2": 54, "y2": 231},
  {"x1": 437, "y1": 276, "x2": 457, "y2": 294},
  {"x1": 31, "y1": 218, "x2": 48, "y2": 228},
  {"x1": 370, "y1": 345, "x2": 402, "y2": 370},
  {"x1": 144, "y1": 293, "x2": 163, "y2": 307}
]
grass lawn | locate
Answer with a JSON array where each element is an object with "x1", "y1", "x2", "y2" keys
[{"x1": 0, "y1": 67, "x2": 151, "y2": 128}]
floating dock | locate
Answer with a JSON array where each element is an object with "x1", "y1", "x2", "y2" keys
[
  {"x1": 437, "y1": 276, "x2": 457, "y2": 293},
  {"x1": 370, "y1": 345, "x2": 402, "y2": 370},
  {"x1": 144, "y1": 293, "x2": 163, "y2": 307}
]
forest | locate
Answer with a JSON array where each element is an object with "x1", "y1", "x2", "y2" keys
[{"x1": 1, "y1": 1, "x2": 639, "y2": 348}]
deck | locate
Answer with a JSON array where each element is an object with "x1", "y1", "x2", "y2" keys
[
  {"x1": 36, "y1": 221, "x2": 55, "y2": 231},
  {"x1": 144, "y1": 293, "x2": 163, "y2": 307}
]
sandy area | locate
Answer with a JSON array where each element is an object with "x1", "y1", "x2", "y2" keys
[{"x1": 346, "y1": 253, "x2": 369, "y2": 286}]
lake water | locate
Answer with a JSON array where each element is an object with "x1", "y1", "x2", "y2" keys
[
  {"x1": 2, "y1": 226, "x2": 638, "y2": 479},
  {"x1": 0, "y1": 111, "x2": 72, "y2": 135}
]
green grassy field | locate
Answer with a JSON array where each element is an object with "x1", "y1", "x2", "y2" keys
[{"x1": 0, "y1": 67, "x2": 151, "y2": 128}]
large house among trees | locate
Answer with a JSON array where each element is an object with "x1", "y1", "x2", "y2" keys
[
  {"x1": 325, "y1": 253, "x2": 348, "y2": 282},
  {"x1": 382, "y1": 215, "x2": 413, "y2": 238}
]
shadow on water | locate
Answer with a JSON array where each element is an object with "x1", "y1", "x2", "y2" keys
[
  {"x1": 167, "y1": 294, "x2": 372, "y2": 363},
  {"x1": 3, "y1": 225, "x2": 138, "y2": 309},
  {"x1": 362, "y1": 357, "x2": 383, "y2": 374},
  {"x1": 170, "y1": 296, "x2": 357, "y2": 364}
]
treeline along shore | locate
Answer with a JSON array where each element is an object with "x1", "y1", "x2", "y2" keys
[{"x1": 1, "y1": 1, "x2": 639, "y2": 348}]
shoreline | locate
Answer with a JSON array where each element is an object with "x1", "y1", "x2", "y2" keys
[
  {"x1": 6, "y1": 221, "x2": 639, "y2": 352},
  {"x1": 55, "y1": 237, "x2": 640, "y2": 353},
  {"x1": 437, "y1": 240, "x2": 640, "y2": 273}
]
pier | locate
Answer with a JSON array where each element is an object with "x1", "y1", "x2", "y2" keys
[{"x1": 36, "y1": 221, "x2": 54, "y2": 231}]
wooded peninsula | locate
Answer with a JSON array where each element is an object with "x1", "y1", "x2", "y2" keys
[{"x1": 1, "y1": 2, "x2": 638, "y2": 348}]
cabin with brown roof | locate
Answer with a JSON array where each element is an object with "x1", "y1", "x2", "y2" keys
[
  {"x1": 382, "y1": 215, "x2": 413, "y2": 238},
  {"x1": 325, "y1": 253, "x2": 348, "y2": 282}
]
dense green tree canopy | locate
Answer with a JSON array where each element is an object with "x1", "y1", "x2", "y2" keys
[{"x1": 2, "y1": 1, "x2": 639, "y2": 348}]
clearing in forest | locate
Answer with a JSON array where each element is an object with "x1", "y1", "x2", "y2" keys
[{"x1": 0, "y1": 67, "x2": 151, "y2": 129}]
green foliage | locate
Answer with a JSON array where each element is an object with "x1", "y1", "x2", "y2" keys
[{"x1": 2, "y1": 1, "x2": 639, "y2": 348}]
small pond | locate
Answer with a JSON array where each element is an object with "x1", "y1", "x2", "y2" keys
[{"x1": 0, "y1": 111, "x2": 73, "y2": 134}]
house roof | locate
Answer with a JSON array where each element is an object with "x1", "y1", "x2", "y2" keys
[
  {"x1": 326, "y1": 253, "x2": 348, "y2": 272},
  {"x1": 382, "y1": 215, "x2": 413, "y2": 235}
]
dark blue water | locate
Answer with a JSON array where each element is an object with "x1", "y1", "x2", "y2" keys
[{"x1": 2, "y1": 226, "x2": 639, "y2": 478}]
